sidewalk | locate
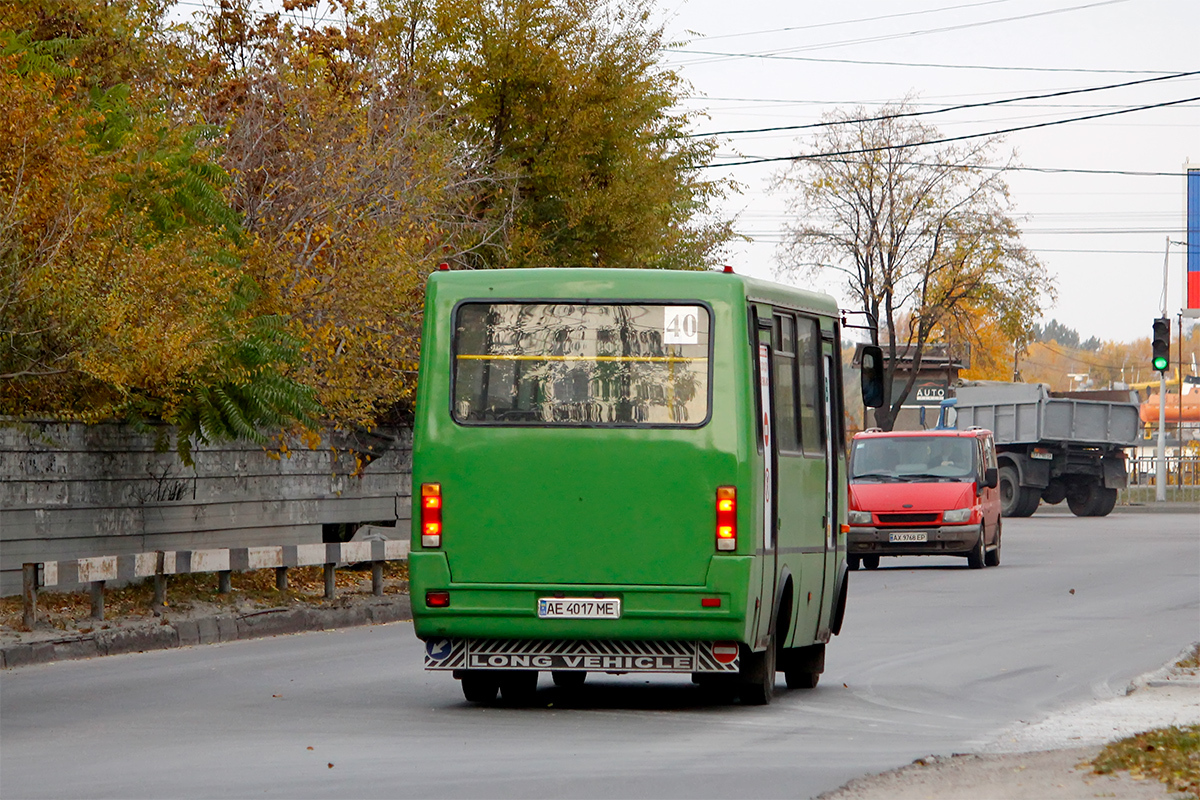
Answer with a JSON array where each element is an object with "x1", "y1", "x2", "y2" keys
[{"x1": 820, "y1": 648, "x2": 1200, "y2": 799}]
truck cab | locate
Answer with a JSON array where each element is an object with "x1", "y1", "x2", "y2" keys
[{"x1": 846, "y1": 428, "x2": 1001, "y2": 570}]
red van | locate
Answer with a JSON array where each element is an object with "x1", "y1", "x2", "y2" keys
[{"x1": 847, "y1": 428, "x2": 1001, "y2": 570}]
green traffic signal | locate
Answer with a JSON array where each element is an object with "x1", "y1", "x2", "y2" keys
[{"x1": 1151, "y1": 317, "x2": 1170, "y2": 372}]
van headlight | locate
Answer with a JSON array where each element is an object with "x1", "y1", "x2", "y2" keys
[
  {"x1": 848, "y1": 510, "x2": 872, "y2": 525},
  {"x1": 943, "y1": 508, "x2": 972, "y2": 523}
]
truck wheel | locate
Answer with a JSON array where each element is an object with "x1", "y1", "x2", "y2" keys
[
  {"x1": 1041, "y1": 480, "x2": 1067, "y2": 505},
  {"x1": 1067, "y1": 481, "x2": 1107, "y2": 516},
  {"x1": 738, "y1": 640, "x2": 776, "y2": 705},
  {"x1": 999, "y1": 466, "x2": 1023, "y2": 517},
  {"x1": 1015, "y1": 487, "x2": 1041, "y2": 517},
  {"x1": 984, "y1": 521, "x2": 1001, "y2": 567},
  {"x1": 967, "y1": 526, "x2": 986, "y2": 569},
  {"x1": 460, "y1": 671, "x2": 499, "y2": 704},
  {"x1": 1094, "y1": 487, "x2": 1117, "y2": 516},
  {"x1": 862, "y1": 555, "x2": 880, "y2": 570},
  {"x1": 847, "y1": 555, "x2": 860, "y2": 571}
]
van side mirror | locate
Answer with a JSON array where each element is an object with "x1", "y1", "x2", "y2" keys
[
  {"x1": 983, "y1": 466, "x2": 998, "y2": 489},
  {"x1": 860, "y1": 345, "x2": 885, "y2": 408}
]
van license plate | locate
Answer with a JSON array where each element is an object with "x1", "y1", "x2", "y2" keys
[
  {"x1": 889, "y1": 531, "x2": 928, "y2": 543},
  {"x1": 538, "y1": 598, "x2": 621, "y2": 619}
]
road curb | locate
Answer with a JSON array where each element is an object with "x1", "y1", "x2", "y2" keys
[
  {"x1": 0, "y1": 595, "x2": 412, "y2": 669},
  {"x1": 1032, "y1": 502, "x2": 1200, "y2": 515}
]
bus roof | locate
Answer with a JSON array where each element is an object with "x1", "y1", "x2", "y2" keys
[{"x1": 426, "y1": 267, "x2": 842, "y2": 318}]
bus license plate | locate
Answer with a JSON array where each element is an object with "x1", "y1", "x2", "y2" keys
[
  {"x1": 538, "y1": 598, "x2": 621, "y2": 619},
  {"x1": 889, "y1": 531, "x2": 928, "y2": 543}
]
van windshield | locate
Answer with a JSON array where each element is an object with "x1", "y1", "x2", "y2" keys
[
  {"x1": 851, "y1": 436, "x2": 976, "y2": 481},
  {"x1": 452, "y1": 302, "x2": 711, "y2": 426}
]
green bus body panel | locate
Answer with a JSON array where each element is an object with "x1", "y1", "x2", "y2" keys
[{"x1": 411, "y1": 268, "x2": 841, "y2": 646}]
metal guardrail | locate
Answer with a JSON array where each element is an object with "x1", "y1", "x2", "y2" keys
[
  {"x1": 21, "y1": 540, "x2": 411, "y2": 629},
  {"x1": 1127, "y1": 454, "x2": 1200, "y2": 486}
]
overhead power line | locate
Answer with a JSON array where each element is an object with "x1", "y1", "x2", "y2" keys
[
  {"x1": 699, "y1": 95, "x2": 1200, "y2": 169},
  {"x1": 667, "y1": 49, "x2": 1176, "y2": 75},
  {"x1": 695, "y1": 0, "x2": 1022, "y2": 41},
  {"x1": 672, "y1": 0, "x2": 1132, "y2": 61},
  {"x1": 689, "y1": 70, "x2": 1200, "y2": 138}
]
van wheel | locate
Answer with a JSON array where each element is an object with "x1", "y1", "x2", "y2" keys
[
  {"x1": 552, "y1": 671, "x2": 586, "y2": 689},
  {"x1": 738, "y1": 640, "x2": 776, "y2": 705},
  {"x1": 967, "y1": 526, "x2": 986, "y2": 569},
  {"x1": 984, "y1": 521, "x2": 1001, "y2": 567},
  {"x1": 498, "y1": 671, "x2": 538, "y2": 704},
  {"x1": 460, "y1": 671, "x2": 499, "y2": 703},
  {"x1": 862, "y1": 555, "x2": 880, "y2": 570}
]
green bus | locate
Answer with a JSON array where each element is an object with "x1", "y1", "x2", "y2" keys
[{"x1": 410, "y1": 267, "x2": 883, "y2": 705}]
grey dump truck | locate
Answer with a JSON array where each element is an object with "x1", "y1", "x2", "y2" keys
[{"x1": 940, "y1": 382, "x2": 1140, "y2": 518}]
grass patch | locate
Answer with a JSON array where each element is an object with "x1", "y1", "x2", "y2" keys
[
  {"x1": 1176, "y1": 644, "x2": 1200, "y2": 671},
  {"x1": 0, "y1": 561, "x2": 408, "y2": 634},
  {"x1": 1092, "y1": 724, "x2": 1200, "y2": 798}
]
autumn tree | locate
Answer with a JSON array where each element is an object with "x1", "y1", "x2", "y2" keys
[
  {"x1": 1, "y1": 1, "x2": 318, "y2": 460},
  {"x1": 170, "y1": 0, "x2": 513, "y2": 427},
  {"x1": 403, "y1": 0, "x2": 735, "y2": 270},
  {"x1": 774, "y1": 104, "x2": 1054, "y2": 430}
]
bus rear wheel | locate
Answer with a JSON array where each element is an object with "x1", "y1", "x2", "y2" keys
[
  {"x1": 460, "y1": 671, "x2": 499, "y2": 704},
  {"x1": 551, "y1": 671, "x2": 586, "y2": 689},
  {"x1": 738, "y1": 640, "x2": 776, "y2": 705},
  {"x1": 782, "y1": 643, "x2": 825, "y2": 690},
  {"x1": 498, "y1": 671, "x2": 539, "y2": 705}
]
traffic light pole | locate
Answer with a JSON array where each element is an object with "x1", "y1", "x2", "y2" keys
[
  {"x1": 1156, "y1": 370, "x2": 1166, "y2": 502},
  {"x1": 1156, "y1": 238, "x2": 1168, "y2": 502}
]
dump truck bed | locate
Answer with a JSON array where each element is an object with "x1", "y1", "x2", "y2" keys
[{"x1": 952, "y1": 383, "x2": 1140, "y2": 448}]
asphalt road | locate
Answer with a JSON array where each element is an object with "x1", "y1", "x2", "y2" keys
[{"x1": 1, "y1": 513, "x2": 1196, "y2": 800}]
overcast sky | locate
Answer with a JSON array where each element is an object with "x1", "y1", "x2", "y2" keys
[{"x1": 656, "y1": 0, "x2": 1198, "y2": 344}]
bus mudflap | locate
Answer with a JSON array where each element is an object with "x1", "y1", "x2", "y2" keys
[{"x1": 424, "y1": 638, "x2": 740, "y2": 673}]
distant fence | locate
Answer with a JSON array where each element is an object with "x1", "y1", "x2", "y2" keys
[
  {"x1": 1, "y1": 420, "x2": 412, "y2": 597},
  {"x1": 20, "y1": 539, "x2": 411, "y2": 628},
  {"x1": 1126, "y1": 453, "x2": 1200, "y2": 487}
]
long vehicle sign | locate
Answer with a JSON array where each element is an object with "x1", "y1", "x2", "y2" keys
[{"x1": 424, "y1": 638, "x2": 740, "y2": 673}]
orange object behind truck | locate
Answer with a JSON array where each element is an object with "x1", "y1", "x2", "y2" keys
[{"x1": 846, "y1": 428, "x2": 1002, "y2": 571}]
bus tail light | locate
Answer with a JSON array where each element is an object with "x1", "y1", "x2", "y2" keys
[
  {"x1": 716, "y1": 486, "x2": 736, "y2": 551},
  {"x1": 421, "y1": 483, "x2": 442, "y2": 547},
  {"x1": 426, "y1": 591, "x2": 450, "y2": 607}
]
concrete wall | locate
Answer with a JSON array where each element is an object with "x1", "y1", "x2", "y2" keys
[{"x1": 0, "y1": 420, "x2": 412, "y2": 596}]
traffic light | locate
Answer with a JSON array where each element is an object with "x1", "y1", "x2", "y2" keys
[{"x1": 1151, "y1": 317, "x2": 1170, "y2": 372}]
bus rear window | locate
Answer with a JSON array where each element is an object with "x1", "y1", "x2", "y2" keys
[{"x1": 453, "y1": 302, "x2": 711, "y2": 426}]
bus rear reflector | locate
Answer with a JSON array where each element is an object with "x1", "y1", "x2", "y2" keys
[
  {"x1": 716, "y1": 486, "x2": 736, "y2": 551},
  {"x1": 426, "y1": 591, "x2": 450, "y2": 608},
  {"x1": 421, "y1": 483, "x2": 442, "y2": 547},
  {"x1": 701, "y1": 597, "x2": 721, "y2": 608}
]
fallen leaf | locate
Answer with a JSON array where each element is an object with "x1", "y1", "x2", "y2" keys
[
  {"x1": 328, "y1": 763, "x2": 334, "y2": 769},
  {"x1": 1069, "y1": 588, "x2": 1076, "y2": 595},
  {"x1": 307, "y1": 746, "x2": 314, "y2": 751}
]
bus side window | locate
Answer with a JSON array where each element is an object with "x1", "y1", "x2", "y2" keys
[
  {"x1": 796, "y1": 316, "x2": 823, "y2": 454},
  {"x1": 772, "y1": 313, "x2": 800, "y2": 452}
]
